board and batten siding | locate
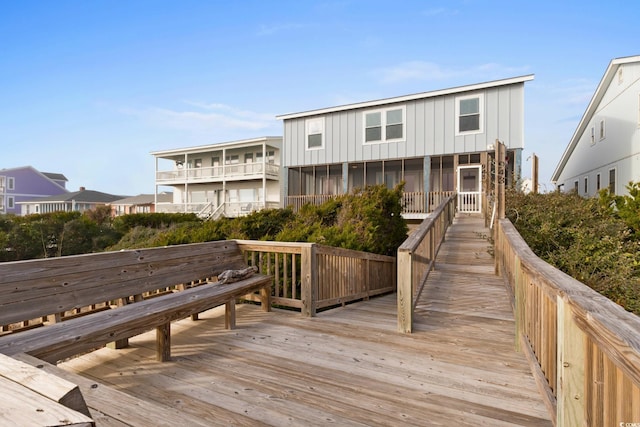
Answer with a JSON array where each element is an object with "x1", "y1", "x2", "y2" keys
[{"x1": 282, "y1": 83, "x2": 526, "y2": 168}]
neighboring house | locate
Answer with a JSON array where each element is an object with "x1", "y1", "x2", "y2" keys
[
  {"x1": 0, "y1": 166, "x2": 68, "y2": 215},
  {"x1": 18, "y1": 187, "x2": 126, "y2": 215},
  {"x1": 151, "y1": 136, "x2": 282, "y2": 219},
  {"x1": 552, "y1": 55, "x2": 640, "y2": 196},
  {"x1": 110, "y1": 192, "x2": 173, "y2": 217},
  {"x1": 276, "y1": 75, "x2": 534, "y2": 219}
]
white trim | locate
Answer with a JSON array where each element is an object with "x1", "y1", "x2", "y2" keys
[
  {"x1": 362, "y1": 106, "x2": 406, "y2": 144},
  {"x1": 276, "y1": 75, "x2": 534, "y2": 120},
  {"x1": 305, "y1": 117, "x2": 325, "y2": 150},
  {"x1": 455, "y1": 93, "x2": 484, "y2": 136},
  {"x1": 599, "y1": 119, "x2": 606, "y2": 141},
  {"x1": 7, "y1": 177, "x2": 14, "y2": 190}
]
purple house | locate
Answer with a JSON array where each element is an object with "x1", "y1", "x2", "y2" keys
[{"x1": 0, "y1": 166, "x2": 69, "y2": 215}]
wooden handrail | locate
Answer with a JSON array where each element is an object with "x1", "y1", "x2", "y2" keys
[
  {"x1": 496, "y1": 218, "x2": 640, "y2": 426},
  {"x1": 235, "y1": 240, "x2": 396, "y2": 317},
  {"x1": 396, "y1": 194, "x2": 457, "y2": 333}
]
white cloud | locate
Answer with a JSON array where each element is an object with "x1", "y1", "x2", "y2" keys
[
  {"x1": 256, "y1": 23, "x2": 306, "y2": 36},
  {"x1": 122, "y1": 102, "x2": 278, "y2": 132},
  {"x1": 422, "y1": 7, "x2": 459, "y2": 17},
  {"x1": 372, "y1": 61, "x2": 531, "y2": 84}
]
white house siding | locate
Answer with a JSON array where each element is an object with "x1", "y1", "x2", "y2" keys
[
  {"x1": 554, "y1": 59, "x2": 640, "y2": 196},
  {"x1": 282, "y1": 84, "x2": 526, "y2": 167}
]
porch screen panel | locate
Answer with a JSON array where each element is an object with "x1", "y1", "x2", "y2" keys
[
  {"x1": 365, "y1": 162, "x2": 383, "y2": 186},
  {"x1": 348, "y1": 163, "x2": 364, "y2": 191}
]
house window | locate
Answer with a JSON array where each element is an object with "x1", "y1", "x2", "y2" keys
[
  {"x1": 596, "y1": 173, "x2": 601, "y2": 191},
  {"x1": 584, "y1": 177, "x2": 588, "y2": 195},
  {"x1": 365, "y1": 112, "x2": 382, "y2": 142},
  {"x1": 609, "y1": 168, "x2": 616, "y2": 194},
  {"x1": 306, "y1": 117, "x2": 325, "y2": 150},
  {"x1": 256, "y1": 150, "x2": 275, "y2": 164},
  {"x1": 364, "y1": 106, "x2": 405, "y2": 143},
  {"x1": 244, "y1": 153, "x2": 253, "y2": 163},
  {"x1": 225, "y1": 155, "x2": 239, "y2": 164},
  {"x1": 590, "y1": 127, "x2": 595, "y2": 145},
  {"x1": 574, "y1": 181, "x2": 579, "y2": 193},
  {"x1": 7, "y1": 196, "x2": 14, "y2": 209},
  {"x1": 8, "y1": 177, "x2": 15, "y2": 190},
  {"x1": 456, "y1": 94, "x2": 483, "y2": 134},
  {"x1": 599, "y1": 119, "x2": 606, "y2": 140}
]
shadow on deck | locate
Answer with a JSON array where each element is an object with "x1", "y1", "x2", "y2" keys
[{"x1": 58, "y1": 215, "x2": 551, "y2": 426}]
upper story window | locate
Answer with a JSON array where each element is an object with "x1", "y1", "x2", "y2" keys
[
  {"x1": 256, "y1": 150, "x2": 276, "y2": 164},
  {"x1": 364, "y1": 106, "x2": 405, "y2": 143},
  {"x1": 590, "y1": 126, "x2": 595, "y2": 145},
  {"x1": 599, "y1": 119, "x2": 606, "y2": 140},
  {"x1": 456, "y1": 94, "x2": 484, "y2": 135},
  {"x1": 8, "y1": 177, "x2": 15, "y2": 190},
  {"x1": 609, "y1": 168, "x2": 616, "y2": 194},
  {"x1": 225, "y1": 155, "x2": 239, "y2": 164},
  {"x1": 306, "y1": 117, "x2": 325, "y2": 150}
]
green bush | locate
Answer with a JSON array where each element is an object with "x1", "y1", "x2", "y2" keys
[{"x1": 506, "y1": 189, "x2": 640, "y2": 315}]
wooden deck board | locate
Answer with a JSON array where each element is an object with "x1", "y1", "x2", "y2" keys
[{"x1": 58, "y1": 214, "x2": 552, "y2": 426}]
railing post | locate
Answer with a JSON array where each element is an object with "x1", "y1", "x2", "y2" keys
[
  {"x1": 556, "y1": 295, "x2": 586, "y2": 427},
  {"x1": 301, "y1": 244, "x2": 317, "y2": 317},
  {"x1": 397, "y1": 248, "x2": 413, "y2": 333}
]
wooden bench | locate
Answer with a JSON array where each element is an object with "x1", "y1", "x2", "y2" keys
[{"x1": 0, "y1": 240, "x2": 271, "y2": 364}]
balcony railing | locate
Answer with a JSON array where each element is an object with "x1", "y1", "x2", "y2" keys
[
  {"x1": 156, "y1": 163, "x2": 279, "y2": 183},
  {"x1": 156, "y1": 201, "x2": 280, "y2": 218},
  {"x1": 286, "y1": 191, "x2": 457, "y2": 215}
]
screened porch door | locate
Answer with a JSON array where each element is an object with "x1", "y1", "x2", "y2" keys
[{"x1": 457, "y1": 165, "x2": 482, "y2": 213}]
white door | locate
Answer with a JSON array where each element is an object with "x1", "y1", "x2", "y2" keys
[{"x1": 457, "y1": 166, "x2": 482, "y2": 213}]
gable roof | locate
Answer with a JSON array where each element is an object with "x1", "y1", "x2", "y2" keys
[
  {"x1": 551, "y1": 55, "x2": 640, "y2": 182},
  {"x1": 111, "y1": 193, "x2": 173, "y2": 205},
  {"x1": 18, "y1": 189, "x2": 127, "y2": 204},
  {"x1": 276, "y1": 75, "x2": 534, "y2": 120},
  {"x1": 42, "y1": 172, "x2": 68, "y2": 182}
]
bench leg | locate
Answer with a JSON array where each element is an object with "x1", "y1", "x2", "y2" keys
[
  {"x1": 156, "y1": 323, "x2": 171, "y2": 362},
  {"x1": 225, "y1": 300, "x2": 236, "y2": 330},
  {"x1": 107, "y1": 338, "x2": 129, "y2": 350},
  {"x1": 261, "y1": 286, "x2": 271, "y2": 312}
]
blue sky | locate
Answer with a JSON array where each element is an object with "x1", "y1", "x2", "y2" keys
[{"x1": 1, "y1": 0, "x2": 638, "y2": 195}]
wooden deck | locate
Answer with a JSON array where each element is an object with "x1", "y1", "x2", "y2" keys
[{"x1": 57, "y1": 214, "x2": 552, "y2": 426}]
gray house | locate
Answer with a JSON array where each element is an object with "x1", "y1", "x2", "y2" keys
[
  {"x1": 277, "y1": 75, "x2": 534, "y2": 218},
  {"x1": 0, "y1": 166, "x2": 68, "y2": 215},
  {"x1": 552, "y1": 55, "x2": 640, "y2": 196},
  {"x1": 18, "y1": 187, "x2": 126, "y2": 215}
]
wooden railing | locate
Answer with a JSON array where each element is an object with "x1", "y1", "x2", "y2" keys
[
  {"x1": 284, "y1": 195, "x2": 336, "y2": 213},
  {"x1": 428, "y1": 191, "x2": 455, "y2": 212},
  {"x1": 236, "y1": 240, "x2": 396, "y2": 316},
  {"x1": 496, "y1": 219, "x2": 640, "y2": 426},
  {"x1": 396, "y1": 194, "x2": 457, "y2": 333}
]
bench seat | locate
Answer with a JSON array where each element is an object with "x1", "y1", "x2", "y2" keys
[{"x1": 0, "y1": 274, "x2": 271, "y2": 364}]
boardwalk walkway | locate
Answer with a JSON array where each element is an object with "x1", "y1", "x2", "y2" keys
[{"x1": 57, "y1": 214, "x2": 551, "y2": 426}]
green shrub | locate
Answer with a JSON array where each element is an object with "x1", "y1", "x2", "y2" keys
[{"x1": 507, "y1": 189, "x2": 640, "y2": 315}]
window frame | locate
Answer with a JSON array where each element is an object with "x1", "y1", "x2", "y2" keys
[
  {"x1": 7, "y1": 196, "x2": 14, "y2": 209},
  {"x1": 362, "y1": 106, "x2": 406, "y2": 144},
  {"x1": 590, "y1": 126, "x2": 595, "y2": 145},
  {"x1": 599, "y1": 119, "x2": 606, "y2": 141},
  {"x1": 305, "y1": 117, "x2": 325, "y2": 150},
  {"x1": 583, "y1": 176, "x2": 588, "y2": 195},
  {"x1": 455, "y1": 93, "x2": 484, "y2": 135},
  {"x1": 8, "y1": 177, "x2": 15, "y2": 190},
  {"x1": 609, "y1": 168, "x2": 616, "y2": 194},
  {"x1": 596, "y1": 173, "x2": 601, "y2": 191}
]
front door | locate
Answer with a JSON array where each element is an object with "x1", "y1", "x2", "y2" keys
[{"x1": 457, "y1": 166, "x2": 482, "y2": 213}]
